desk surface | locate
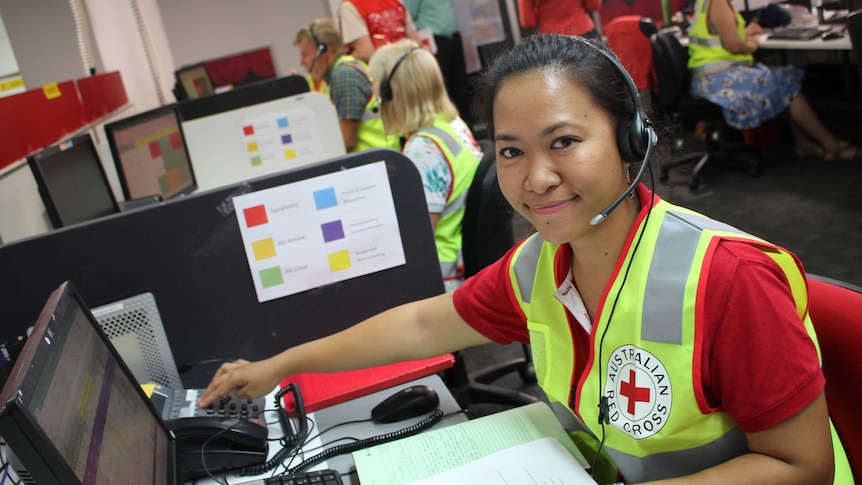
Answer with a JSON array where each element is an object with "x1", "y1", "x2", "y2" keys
[
  {"x1": 758, "y1": 31, "x2": 852, "y2": 50},
  {"x1": 194, "y1": 374, "x2": 467, "y2": 485}
]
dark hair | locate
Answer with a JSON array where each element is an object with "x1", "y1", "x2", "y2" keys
[{"x1": 478, "y1": 34, "x2": 635, "y2": 139}]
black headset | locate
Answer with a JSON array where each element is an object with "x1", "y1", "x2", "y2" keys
[
  {"x1": 309, "y1": 23, "x2": 328, "y2": 55},
  {"x1": 378, "y1": 47, "x2": 419, "y2": 102},
  {"x1": 582, "y1": 38, "x2": 658, "y2": 226}
]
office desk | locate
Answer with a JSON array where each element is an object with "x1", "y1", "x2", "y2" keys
[
  {"x1": 193, "y1": 374, "x2": 467, "y2": 485},
  {"x1": 757, "y1": 30, "x2": 857, "y2": 110},
  {"x1": 758, "y1": 32, "x2": 852, "y2": 51}
]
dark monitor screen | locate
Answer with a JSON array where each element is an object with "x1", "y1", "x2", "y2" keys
[
  {"x1": 27, "y1": 133, "x2": 120, "y2": 229},
  {"x1": 104, "y1": 105, "x2": 197, "y2": 201},
  {"x1": 175, "y1": 64, "x2": 214, "y2": 100},
  {"x1": 0, "y1": 281, "x2": 180, "y2": 484}
]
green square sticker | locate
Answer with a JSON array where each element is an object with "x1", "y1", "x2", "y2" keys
[{"x1": 259, "y1": 266, "x2": 283, "y2": 288}]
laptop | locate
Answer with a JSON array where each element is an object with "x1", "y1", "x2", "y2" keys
[{"x1": 0, "y1": 282, "x2": 185, "y2": 484}]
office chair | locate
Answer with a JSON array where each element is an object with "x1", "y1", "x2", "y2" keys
[
  {"x1": 650, "y1": 30, "x2": 762, "y2": 190},
  {"x1": 444, "y1": 139, "x2": 539, "y2": 409},
  {"x1": 807, "y1": 274, "x2": 862, "y2": 481}
]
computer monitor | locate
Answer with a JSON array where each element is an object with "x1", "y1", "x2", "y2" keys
[
  {"x1": 175, "y1": 63, "x2": 213, "y2": 101},
  {"x1": 27, "y1": 133, "x2": 120, "y2": 229},
  {"x1": 104, "y1": 104, "x2": 197, "y2": 202},
  {"x1": 0, "y1": 281, "x2": 182, "y2": 484}
]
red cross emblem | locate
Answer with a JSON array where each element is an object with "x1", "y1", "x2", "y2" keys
[{"x1": 620, "y1": 369, "x2": 651, "y2": 415}]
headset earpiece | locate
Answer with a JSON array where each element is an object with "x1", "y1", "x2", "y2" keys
[
  {"x1": 585, "y1": 38, "x2": 657, "y2": 225},
  {"x1": 617, "y1": 108, "x2": 652, "y2": 164},
  {"x1": 379, "y1": 47, "x2": 419, "y2": 102},
  {"x1": 309, "y1": 23, "x2": 328, "y2": 55},
  {"x1": 594, "y1": 46, "x2": 652, "y2": 163}
]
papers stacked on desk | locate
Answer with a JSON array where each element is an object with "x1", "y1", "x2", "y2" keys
[{"x1": 353, "y1": 402, "x2": 596, "y2": 485}]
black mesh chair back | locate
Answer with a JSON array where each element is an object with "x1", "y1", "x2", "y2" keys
[
  {"x1": 462, "y1": 139, "x2": 514, "y2": 277},
  {"x1": 652, "y1": 31, "x2": 694, "y2": 116},
  {"x1": 446, "y1": 138, "x2": 538, "y2": 410},
  {"x1": 649, "y1": 31, "x2": 761, "y2": 189}
]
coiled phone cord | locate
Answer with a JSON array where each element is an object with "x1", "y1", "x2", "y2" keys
[
  {"x1": 285, "y1": 408, "x2": 444, "y2": 475},
  {"x1": 236, "y1": 383, "x2": 308, "y2": 477}
]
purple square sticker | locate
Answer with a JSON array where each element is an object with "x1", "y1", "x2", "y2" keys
[{"x1": 321, "y1": 220, "x2": 345, "y2": 243}]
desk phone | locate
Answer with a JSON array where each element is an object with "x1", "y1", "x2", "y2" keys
[{"x1": 150, "y1": 386, "x2": 266, "y2": 420}]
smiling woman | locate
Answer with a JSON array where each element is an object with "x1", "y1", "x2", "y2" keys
[{"x1": 195, "y1": 34, "x2": 851, "y2": 485}]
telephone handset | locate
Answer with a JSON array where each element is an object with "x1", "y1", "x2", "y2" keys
[{"x1": 168, "y1": 415, "x2": 269, "y2": 480}]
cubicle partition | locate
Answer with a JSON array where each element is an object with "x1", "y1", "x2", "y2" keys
[{"x1": 0, "y1": 149, "x2": 443, "y2": 387}]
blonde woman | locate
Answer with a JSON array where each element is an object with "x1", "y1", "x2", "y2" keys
[{"x1": 369, "y1": 39, "x2": 482, "y2": 291}]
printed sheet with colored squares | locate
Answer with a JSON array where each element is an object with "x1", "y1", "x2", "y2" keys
[
  {"x1": 233, "y1": 161, "x2": 406, "y2": 302},
  {"x1": 241, "y1": 106, "x2": 322, "y2": 168}
]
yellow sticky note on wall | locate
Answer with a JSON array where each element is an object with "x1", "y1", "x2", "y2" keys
[{"x1": 42, "y1": 83, "x2": 62, "y2": 100}]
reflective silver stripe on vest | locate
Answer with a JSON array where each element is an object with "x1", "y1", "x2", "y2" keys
[
  {"x1": 673, "y1": 210, "x2": 748, "y2": 236},
  {"x1": 513, "y1": 234, "x2": 544, "y2": 304},
  {"x1": 690, "y1": 60, "x2": 749, "y2": 76},
  {"x1": 608, "y1": 427, "x2": 748, "y2": 483},
  {"x1": 441, "y1": 190, "x2": 468, "y2": 217},
  {"x1": 417, "y1": 126, "x2": 463, "y2": 157},
  {"x1": 642, "y1": 212, "x2": 699, "y2": 344},
  {"x1": 642, "y1": 210, "x2": 748, "y2": 344},
  {"x1": 687, "y1": 36, "x2": 723, "y2": 47}
]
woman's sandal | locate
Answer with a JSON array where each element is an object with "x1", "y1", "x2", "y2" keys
[
  {"x1": 794, "y1": 144, "x2": 826, "y2": 159},
  {"x1": 825, "y1": 141, "x2": 862, "y2": 161}
]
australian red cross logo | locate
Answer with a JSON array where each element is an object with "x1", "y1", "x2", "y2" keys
[{"x1": 603, "y1": 344, "x2": 672, "y2": 439}]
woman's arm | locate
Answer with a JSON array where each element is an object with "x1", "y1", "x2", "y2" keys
[
  {"x1": 708, "y1": 0, "x2": 761, "y2": 54},
  {"x1": 640, "y1": 393, "x2": 834, "y2": 484},
  {"x1": 198, "y1": 293, "x2": 491, "y2": 407}
]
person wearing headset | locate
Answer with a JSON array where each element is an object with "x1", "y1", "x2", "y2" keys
[
  {"x1": 199, "y1": 34, "x2": 850, "y2": 484},
  {"x1": 688, "y1": 0, "x2": 860, "y2": 160},
  {"x1": 368, "y1": 39, "x2": 482, "y2": 291},
  {"x1": 293, "y1": 18, "x2": 400, "y2": 153}
]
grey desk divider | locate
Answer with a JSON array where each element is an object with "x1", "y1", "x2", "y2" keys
[{"x1": 0, "y1": 149, "x2": 443, "y2": 387}]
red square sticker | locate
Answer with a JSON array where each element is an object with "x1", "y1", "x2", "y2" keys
[
  {"x1": 149, "y1": 140, "x2": 161, "y2": 159},
  {"x1": 169, "y1": 131, "x2": 182, "y2": 149},
  {"x1": 243, "y1": 205, "x2": 268, "y2": 228},
  {"x1": 243, "y1": 125, "x2": 255, "y2": 136}
]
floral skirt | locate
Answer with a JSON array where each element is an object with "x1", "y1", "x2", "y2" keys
[{"x1": 690, "y1": 63, "x2": 804, "y2": 130}]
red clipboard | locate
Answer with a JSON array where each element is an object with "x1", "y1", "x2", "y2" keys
[{"x1": 280, "y1": 354, "x2": 455, "y2": 413}]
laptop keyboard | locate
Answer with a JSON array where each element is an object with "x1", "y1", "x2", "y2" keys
[{"x1": 263, "y1": 468, "x2": 343, "y2": 485}]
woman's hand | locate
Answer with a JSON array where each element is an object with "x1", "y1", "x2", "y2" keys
[
  {"x1": 745, "y1": 21, "x2": 764, "y2": 38},
  {"x1": 197, "y1": 358, "x2": 284, "y2": 408},
  {"x1": 743, "y1": 21, "x2": 764, "y2": 52}
]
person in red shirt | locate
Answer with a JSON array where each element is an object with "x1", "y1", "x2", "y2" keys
[
  {"x1": 198, "y1": 34, "x2": 846, "y2": 483},
  {"x1": 518, "y1": 0, "x2": 602, "y2": 38},
  {"x1": 339, "y1": 0, "x2": 422, "y2": 63}
]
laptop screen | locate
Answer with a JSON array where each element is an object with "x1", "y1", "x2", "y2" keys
[{"x1": 0, "y1": 282, "x2": 180, "y2": 485}]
